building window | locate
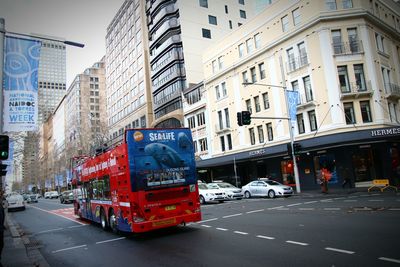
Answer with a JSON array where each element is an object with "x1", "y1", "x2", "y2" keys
[
  {"x1": 224, "y1": 108, "x2": 230, "y2": 128},
  {"x1": 254, "y1": 96, "x2": 261, "y2": 112},
  {"x1": 242, "y1": 71, "x2": 249, "y2": 83},
  {"x1": 259, "y1": 63, "x2": 266, "y2": 80},
  {"x1": 297, "y1": 114, "x2": 305, "y2": 134},
  {"x1": 266, "y1": 123, "x2": 273, "y2": 141},
  {"x1": 360, "y1": 101, "x2": 372, "y2": 123},
  {"x1": 239, "y1": 0, "x2": 245, "y2": 5},
  {"x1": 220, "y1": 136, "x2": 226, "y2": 151},
  {"x1": 287, "y1": 47, "x2": 295, "y2": 71},
  {"x1": 212, "y1": 60, "x2": 217, "y2": 73},
  {"x1": 308, "y1": 110, "x2": 317, "y2": 131},
  {"x1": 238, "y1": 43, "x2": 245, "y2": 57},
  {"x1": 240, "y1": 10, "x2": 246, "y2": 19},
  {"x1": 292, "y1": 8, "x2": 301, "y2": 26},
  {"x1": 375, "y1": 33, "x2": 385, "y2": 53},
  {"x1": 199, "y1": 0, "x2": 208, "y2": 8},
  {"x1": 221, "y1": 82, "x2": 227, "y2": 97},
  {"x1": 342, "y1": 0, "x2": 353, "y2": 9},
  {"x1": 254, "y1": 33, "x2": 261, "y2": 49},
  {"x1": 246, "y1": 39, "x2": 254, "y2": 53},
  {"x1": 382, "y1": 67, "x2": 391, "y2": 93},
  {"x1": 229, "y1": 20, "x2": 233, "y2": 29},
  {"x1": 188, "y1": 116, "x2": 196, "y2": 129},
  {"x1": 208, "y1": 15, "x2": 217, "y2": 25},
  {"x1": 257, "y1": 125, "x2": 264, "y2": 143},
  {"x1": 303, "y1": 76, "x2": 313, "y2": 102},
  {"x1": 225, "y1": 5, "x2": 228, "y2": 14},
  {"x1": 344, "y1": 102, "x2": 356, "y2": 124},
  {"x1": 218, "y1": 110, "x2": 223, "y2": 130},
  {"x1": 354, "y1": 64, "x2": 366, "y2": 91},
  {"x1": 202, "y1": 28, "x2": 211, "y2": 39},
  {"x1": 332, "y1": 29, "x2": 343, "y2": 54},
  {"x1": 281, "y1": 15, "x2": 289, "y2": 32},
  {"x1": 325, "y1": 0, "x2": 337, "y2": 10},
  {"x1": 347, "y1": 28, "x2": 359, "y2": 53},
  {"x1": 262, "y1": 92, "x2": 270, "y2": 109},
  {"x1": 215, "y1": 85, "x2": 221, "y2": 100},
  {"x1": 218, "y1": 56, "x2": 224, "y2": 69},
  {"x1": 250, "y1": 67, "x2": 257, "y2": 83},
  {"x1": 197, "y1": 112, "x2": 205, "y2": 126},
  {"x1": 388, "y1": 101, "x2": 399, "y2": 123},
  {"x1": 199, "y1": 138, "x2": 208, "y2": 151},
  {"x1": 338, "y1": 66, "x2": 350, "y2": 92},
  {"x1": 227, "y1": 134, "x2": 232, "y2": 150},
  {"x1": 249, "y1": 128, "x2": 256, "y2": 145},
  {"x1": 246, "y1": 99, "x2": 252, "y2": 113}
]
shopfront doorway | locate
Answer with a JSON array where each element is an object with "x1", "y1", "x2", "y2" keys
[{"x1": 351, "y1": 148, "x2": 375, "y2": 183}]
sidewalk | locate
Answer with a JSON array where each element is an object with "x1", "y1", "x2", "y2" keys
[
  {"x1": 293, "y1": 186, "x2": 398, "y2": 198},
  {"x1": 2, "y1": 211, "x2": 49, "y2": 267}
]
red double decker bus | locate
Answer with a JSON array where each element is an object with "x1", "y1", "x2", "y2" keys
[{"x1": 72, "y1": 128, "x2": 201, "y2": 233}]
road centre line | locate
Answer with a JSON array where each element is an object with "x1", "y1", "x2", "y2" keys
[
  {"x1": 223, "y1": 213, "x2": 242, "y2": 218},
  {"x1": 368, "y1": 199, "x2": 383, "y2": 202},
  {"x1": 234, "y1": 231, "x2": 248, "y2": 235},
  {"x1": 276, "y1": 208, "x2": 289, "y2": 210},
  {"x1": 246, "y1": 209, "x2": 265, "y2": 214},
  {"x1": 320, "y1": 199, "x2": 333, "y2": 202},
  {"x1": 287, "y1": 203, "x2": 302, "y2": 207},
  {"x1": 344, "y1": 200, "x2": 357, "y2": 202},
  {"x1": 333, "y1": 197, "x2": 346, "y2": 200},
  {"x1": 286, "y1": 240, "x2": 309, "y2": 246},
  {"x1": 323, "y1": 208, "x2": 341, "y2": 211},
  {"x1": 68, "y1": 225, "x2": 88, "y2": 229},
  {"x1": 388, "y1": 208, "x2": 400, "y2": 211},
  {"x1": 201, "y1": 225, "x2": 212, "y2": 228},
  {"x1": 371, "y1": 193, "x2": 381, "y2": 196},
  {"x1": 299, "y1": 208, "x2": 315, "y2": 210},
  {"x1": 198, "y1": 218, "x2": 218, "y2": 223},
  {"x1": 304, "y1": 201, "x2": 318, "y2": 204},
  {"x1": 37, "y1": 228, "x2": 64, "y2": 234},
  {"x1": 378, "y1": 257, "x2": 400, "y2": 264},
  {"x1": 216, "y1": 228, "x2": 229, "y2": 231},
  {"x1": 269, "y1": 206, "x2": 284, "y2": 210},
  {"x1": 325, "y1": 247, "x2": 355, "y2": 254},
  {"x1": 96, "y1": 237, "x2": 126, "y2": 244},
  {"x1": 348, "y1": 196, "x2": 358, "y2": 198},
  {"x1": 52, "y1": 244, "x2": 87, "y2": 254},
  {"x1": 256, "y1": 235, "x2": 275, "y2": 240}
]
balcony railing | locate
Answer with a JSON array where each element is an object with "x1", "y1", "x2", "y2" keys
[
  {"x1": 384, "y1": 83, "x2": 400, "y2": 100},
  {"x1": 286, "y1": 54, "x2": 308, "y2": 73},
  {"x1": 215, "y1": 124, "x2": 231, "y2": 134},
  {"x1": 296, "y1": 92, "x2": 316, "y2": 109},
  {"x1": 340, "y1": 81, "x2": 373, "y2": 100},
  {"x1": 332, "y1": 40, "x2": 363, "y2": 55}
]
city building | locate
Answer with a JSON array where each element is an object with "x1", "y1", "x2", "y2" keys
[
  {"x1": 146, "y1": 0, "x2": 257, "y2": 129},
  {"x1": 195, "y1": 0, "x2": 400, "y2": 190},
  {"x1": 65, "y1": 58, "x2": 108, "y2": 158}
]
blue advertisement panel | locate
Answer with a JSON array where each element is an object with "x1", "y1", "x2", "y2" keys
[
  {"x1": 3, "y1": 36, "x2": 41, "y2": 132},
  {"x1": 126, "y1": 128, "x2": 196, "y2": 191},
  {"x1": 287, "y1": 90, "x2": 299, "y2": 122}
]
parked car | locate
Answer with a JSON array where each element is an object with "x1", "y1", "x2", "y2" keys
[
  {"x1": 44, "y1": 191, "x2": 59, "y2": 199},
  {"x1": 198, "y1": 183, "x2": 227, "y2": 204},
  {"x1": 207, "y1": 182, "x2": 243, "y2": 200},
  {"x1": 241, "y1": 180, "x2": 294, "y2": 198},
  {"x1": 60, "y1": 190, "x2": 74, "y2": 204},
  {"x1": 6, "y1": 192, "x2": 25, "y2": 211},
  {"x1": 26, "y1": 194, "x2": 38, "y2": 203}
]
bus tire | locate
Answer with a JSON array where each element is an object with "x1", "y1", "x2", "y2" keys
[
  {"x1": 100, "y1": 208, "x2": 109, "y2": 230},
  {"x1": 109, "y1": 209, "x2": 118, "y2": 233}
]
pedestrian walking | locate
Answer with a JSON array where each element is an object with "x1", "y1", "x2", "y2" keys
[{"x1": 342, "y1": 168, "x2": 351, "y2": 189}]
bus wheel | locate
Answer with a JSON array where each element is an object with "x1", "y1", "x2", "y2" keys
[
  {"x1": 100, "y1": 209, "x2": 109, "y2": 230},
  {"x1": 109, "y1": 209, "x2": 118, "y2": 233}
]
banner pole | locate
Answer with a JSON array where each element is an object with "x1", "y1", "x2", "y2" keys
[{"x1": 0, "y1": 18, "x2": 4, "y2": 134}]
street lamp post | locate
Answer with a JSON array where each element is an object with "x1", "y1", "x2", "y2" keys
[{"x1": 242, "y1": 82, "x2": 301, "y2": 193}]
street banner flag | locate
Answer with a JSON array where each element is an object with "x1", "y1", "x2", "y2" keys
[
  {"x1": 3, "y1": 36, "x2": 41, "y2": 132},
  {"x1": 45, "y1": 179, "x2": 52, "y2": 189},
  {"x1": 287, "y1": 90, "x2": 299, "y2": 122}
]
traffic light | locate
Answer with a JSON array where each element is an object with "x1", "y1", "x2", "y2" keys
[
  {"x1": 237, "y1": 112, "x2": 243, "y2": 126},
  {"x1": 0, "y1": 135, "x2": 9, "y2": 160},
  {"x1": 242, "y1": 111, "x2": 252, "y2": 125},
  {"x1": 0, "y1": 162, "x2": 7, "y2": 176},
  {"x1": 293, "y1": 142, "x2": 302, "y2": 155}
]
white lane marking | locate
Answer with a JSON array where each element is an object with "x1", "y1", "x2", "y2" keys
[
  {"x1": 37, "y1": 228, "x2": 64, "y2": 234},
  {"x1": 388, "y1": 208, "x2": 400, "y2": 211},
  {"x1": 198, "y1": 218, "x2": 218, "y2": 223},
  {"x1": 269, "y1": 206, "x2": 284, "y2": 210},
  {"x1": 368, "y1": 199, "x2": 383, "y2": 202},
  {"x1": 334, "y1": 197, "x2": 346, "y2": 200},
  {"x1": 256, "y1": 235, "x2": 275, "y2": 240},
  {"x1": 276, "y1": 208, "x2": 289, "y2": 210},
  {"x1": 234, "y1": 231, "x2": 248, "y2": 235},
  {"x1": 320, "y1": 199, "x2": 333, "y2": 202},
  {"x1": 348, "y1": 196, "x2": 358, "y2": 198},
  {"x1": 52, "y1": 244, "x2": 87, "y2": 254},
  {"x1": 378, "y1": 257, "x2": 400, "y2": 264},
  {"x1": 96, "y1": 237, "x2": 126, "y2": 244},
  {"x1": 304, "y1": 201, "x2": 318, "y2": 204},
  {"x1": 286, "y1": 240, "x2": 309, "y2": 246},
  {"x1": 324, "y1": 208, "x2": 341, "y2": 211},
  {"x1": 287, "y1": 203, "x2": 302, "y2": 207},
  {"x1": 201, "y1": 225, "x2": 212, "y2": 228},
  {"x1": 216, "y1": 228, "x2": 229, "y2": 231},
  {"x1": 344, "y1": 200, "x2": 357, "y2": 202},
  {"x1": 325, "y1": 247, "x2": 355, "y2": 254},
  {"x1": 354, "y1": 207, "x2": 372, "y2": 211},
  {"x1": 246, "y1": 209, "x2": 264, "y2": 214},
  {"x1": 360, "y1": 194, "x2": 370, "y2": 197},
  {"x1": 223, "y1": 213, "x2": 242, "y2": 218},
  {"x1": 29, "y1": 205, "x2": 86, "y2": 225},
  {"x1": 299, "y1": 208, "x2": 315, "y2": 210},
  {"x1": 68, "y1": 225, "x2": 88, "y2": 229},
  {"x1": 371, "y1": 194, "x2": 381, "y2": 196}
]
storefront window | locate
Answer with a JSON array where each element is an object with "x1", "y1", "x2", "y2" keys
[
  {"x1": 313, "y1": 154, "x2": 338, "y2": 185},
  {"x1": 281, "y1": 160, "x2": 295, "y2": 186},
  {"x1": 351, "y1": 149, "x2": 374, "y2": 183}
]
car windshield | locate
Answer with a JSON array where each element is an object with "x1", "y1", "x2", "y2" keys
[
  {"x1": 216, "y1": 183, "x2": 235, "y2": 188},
  {"x1": 207, "y1": 184, "x2": 219, "y2": 189},
  {"x1": 198, "y1": 184, "x2": 210, "y2": 190},
  {"x1": 265, "y1": 181, "x2": 281, "y2": 186}
]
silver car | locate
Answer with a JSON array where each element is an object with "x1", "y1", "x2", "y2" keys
[
  {"x1": 241, "y1": 180, "x2": 293, "y2": 198},
  {"x1": 207, "y1": 182, "x2": 243, "y2": 200}
]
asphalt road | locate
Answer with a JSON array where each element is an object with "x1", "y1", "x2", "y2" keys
[{"x1": 9, "y1": 192, "x2": 400, "y2": 267}]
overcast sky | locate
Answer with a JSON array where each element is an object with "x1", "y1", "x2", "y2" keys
[{"x1": 0, "y1": 0, "x2": 124, "y2": 87}]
